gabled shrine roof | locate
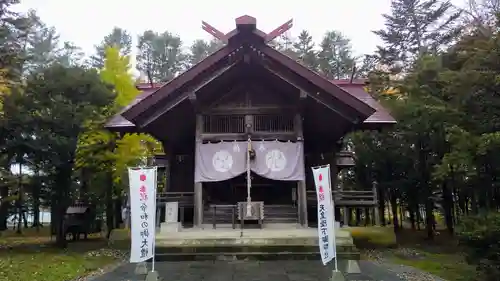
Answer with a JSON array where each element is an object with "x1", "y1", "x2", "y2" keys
[
  {"x1": 106, "y1": 16, "x2": 395, "y2": 134},
  {"x1": 106, "y1": 80, "x2": 395, "y2": 132}
]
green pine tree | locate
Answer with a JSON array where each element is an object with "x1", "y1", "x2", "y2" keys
[{"x1": 373, "y1": 0, "x2": 462, "y2": 72}]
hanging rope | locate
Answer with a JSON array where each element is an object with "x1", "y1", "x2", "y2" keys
[{"x1": 246, "y1": 136, "x2": 252, "y2": 217}]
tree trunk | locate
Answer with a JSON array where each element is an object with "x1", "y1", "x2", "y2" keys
[
  {"x1": 16, "y1": 161, "x2": 23, "y2": 234},
  {"x1": 463, "y1": 196, "x2": 468, "y2": 215},
  {"x1": 22, "y1": 211, "x2": 28, "y2": 228},
  {"x1": 0, "y1": 186, "x2": 10, "y2": 231},
  {"x1": 114, "y1": 197, "x2": 122, "y2": 229},
  {"x1": 417, "y1": 207, "x2": 422, "y2": 230},
  {"x1": 32, "y1": 172, "x2": 41, "y2": 230},
  {"x1": 425, "y1": 195, "x2": 434, "y2": 239},
  {"x1": 471, "y1": 191, "x2": 478, "y2": 214},
  {"x1": 409, "y1": 207, "x2": 416, "y2": 230},
  {"x1": 387, "y1": 200, "x2": 392, "y2": 224},
  {"x1": 105, "y1": 140, "x2": 117, "y2": 238},
  {"x1": 442, "y1": 180, "x2": 454, "y2": 235},
  {"x1": 418, "y1": 137, "x2": 434, "y2": 239},
  {"x1": 378, "y1": 185, "x2": 386, "y2": 226},
  {"x1": 80, "y1": 168, "x2": 89, "y2": 204},
  {"x1": 390, "y1": 193, "x2": 399, "y2": 233},
  {"x1": 454, "y1": 185, "x2": 462, "y2": 224},
  {"x1": 399, "y1": 204, "x2": 404, "y2": 229},
  {"x1": 105, "y1": 170, "x2": 114, "y2": 239},
  {"x1": 365, "y1": 207, "x2": 371, "y2": 226},
  {"x1": 54, "y1": 164, "x2": 73, "y2": 248}
]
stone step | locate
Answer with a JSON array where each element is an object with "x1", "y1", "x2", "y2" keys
[
  {"x1": 151, "y1": 251, "x2": 360, "y2": 261},
  {"x1": 264, "y1": 217, "x2": 298, "y2": 223},
  {"x1": 155, "y1": 232, "x2": 354, "y2": 246},
  {"x1": 154, "y1": 244, "x2": 357, "y2": 255}
]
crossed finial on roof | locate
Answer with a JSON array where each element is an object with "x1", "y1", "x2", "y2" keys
[{"x1": 202, "y1": 15, "x2": 293, "y2": 44}]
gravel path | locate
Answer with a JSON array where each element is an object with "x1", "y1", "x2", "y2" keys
[{"x1": 362, "y1": 249, "x2": 447, "y2": 281}]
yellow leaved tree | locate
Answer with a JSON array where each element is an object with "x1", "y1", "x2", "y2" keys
[
  {"x1": 0, "y1": 69, "x2": 11, "y2": 116},
  {"x1": 76, "y1": 47, "x2": 162, "y2": 192}
]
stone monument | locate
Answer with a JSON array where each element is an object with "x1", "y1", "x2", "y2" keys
[{"x1": 160, "y1": 201, "x2": 180, "y2": 233}]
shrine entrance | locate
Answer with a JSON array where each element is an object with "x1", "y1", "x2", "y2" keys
[
  {"x1": 198, "y1": 139, "x2": 304, "y2": 226},
  {"x1": 204, "y1": 173, "x2": 296, "y2": 206},
  {"x1": 203, "y1": 173, "x2": 299, "y2": 226}
]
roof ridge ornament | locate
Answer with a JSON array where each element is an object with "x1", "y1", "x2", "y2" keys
[
  {"x1": 264, "y1": 19, "x2": 293, "y2": 43},
  {"x1": 201, "y1": 16, "x2": 293, "y2": 44}
]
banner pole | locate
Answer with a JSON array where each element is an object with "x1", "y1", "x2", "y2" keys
[
  {"x1": 326, "y1": 164, "x2": 339, "y2": 272},
  {"x1": 152, "y1": 167, "x2": 157, "y2": 273}
]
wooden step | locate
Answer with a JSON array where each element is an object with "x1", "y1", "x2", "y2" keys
[{"x1": 204, "y1": 204, "x2": 299, "y2": 225}]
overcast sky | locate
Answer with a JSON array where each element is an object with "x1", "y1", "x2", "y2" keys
[{"x1": 14, "y1": 0, "x2": 466, "y2": 62}]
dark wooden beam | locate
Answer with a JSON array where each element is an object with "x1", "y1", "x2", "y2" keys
[
  {"x1": 202, "y1": 106, "x2": 297, "y2": 115},
  {"x1": 193, "y1": 62, "x2": 239, "y2": 93},
  {"x1": 188, "y1": 92, "x2": 200, "y2": 112},
  {"x1": 248, "y1": 80, "x2": 297, "y2": 104},
  {"x1": 260, "y1": 63, "x2": 355, "y2": 123},
  {"x1": 258, "y1": 44, "x2": 376, "y2": 119},
  {"x1": 294, "y1": 113, "x2": 304, "y2": 141},
  {"x1": 202, "y1": 21, "x2": 228, "y2": 43},
  {"x1": 202, "y1": 82, "x2": 248, "y2": 109},
  {"x1": 201, "y1": 132, "x2": 297, "y2": 142},
  {"x1": 298, "y1": 90, "x2": 307, "y2": 112},
  {"x1": 264, "y1": 19, "x2": 293, "y2": 43},
  {"x1": 123, "y1": 45, "x2": 239, "y2": 121},
  {"x1": 188, "y1": 92, "x2": 196, "y2": 102},
  {"x1": 139, "y1": 63, "x2": 239, "y2": 128},
  {"x1": 140, "y1": 93, "x2": 188, "y2": 128}
]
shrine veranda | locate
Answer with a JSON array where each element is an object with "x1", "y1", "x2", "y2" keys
[{"x1": 106, "y1": 16, "x2": 395, "y2": 249}]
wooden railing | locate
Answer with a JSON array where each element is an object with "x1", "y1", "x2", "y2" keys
[
  {"x1": 208, "y1": 204, "x2": 236, "y2": 229},
  {"x1": 307, "y1": 190, "x2": 377, "y2": 206},
  {"x1": 156, "y1": 192, "x2": 194, "y2": 207},
  {"x1": 156, "y1": 192, "x2": 195, "y2": 226}
]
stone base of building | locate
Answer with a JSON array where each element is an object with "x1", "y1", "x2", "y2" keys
[
  {"x1": 160, "y1": 222, "x2": 182, "y2": 233},
  {"x1": 153, "y1": 225, "x2": 360, "y2": 273}
]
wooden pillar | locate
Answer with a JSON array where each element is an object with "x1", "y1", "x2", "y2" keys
[
  {"x1": 373, "y1": 181, "x2": 380, "y2": 226},
  {"x1": 164, "y1": 153, "x2": 171, "y2": 193},
  {"x1": 298, "y1": 181, "x2": 308, "y2": 227},
  {"x1": 343, "y1": 207, "x2": 349, "y2": 226},
  {"x1": 194, "y1": 114, "x2": 204, "y2": 227},
  {"x1": 194, "y1": 183, "x2": 203, "y2": 227},
  {"x1": 365, "y1": 207, "x2": 371, "y2": 226},
  {"x1": 330, "y1": 155, "x2": 341, "y2": 223},
  {"x1": 295, "y1": 113, "x2": 308, "y2": 227},
  {"x1": 164, "y1": 151, "x2": 172, "y2": 225}
]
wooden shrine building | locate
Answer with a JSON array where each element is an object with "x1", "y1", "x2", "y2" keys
[{"x1": 106, "y1": 16, "x2": 395, "y2": 229}]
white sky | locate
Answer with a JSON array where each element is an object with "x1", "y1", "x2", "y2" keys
[{"x1": 14, "y1": 0, "x2": 466, "y2": 63}]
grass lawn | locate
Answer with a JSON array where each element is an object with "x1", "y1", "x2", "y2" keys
[
  {"x1": 0, "y1": 227, "x2": 123, "y2": 281},
  {"x1": 389, "y1": 249, "x2": 475, "y2": 281},
  {"x1": 347, "y1": 226, "x2": 478, "y2": 281}
]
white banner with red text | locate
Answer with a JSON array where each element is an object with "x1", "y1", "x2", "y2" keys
[
  {"x1": 312, "y1": 164, "x2": 336, "y2": 265},
  {"x1": 128, "y1": 167, "x2": 157, "y2": 263}
]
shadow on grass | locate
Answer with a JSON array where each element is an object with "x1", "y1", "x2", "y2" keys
[
  {"x1": 348, "y1": 226, "x2": 478, "y2": 281},
  {"x1": 0, "y1": 238, "x2": 123, "y2": 281},
  {"x1": 348, "y1": 226, "x2": 398, "y2": 249},
  {"x1": 0, "y1": 227, "x2": 130, "y2": 281}
]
